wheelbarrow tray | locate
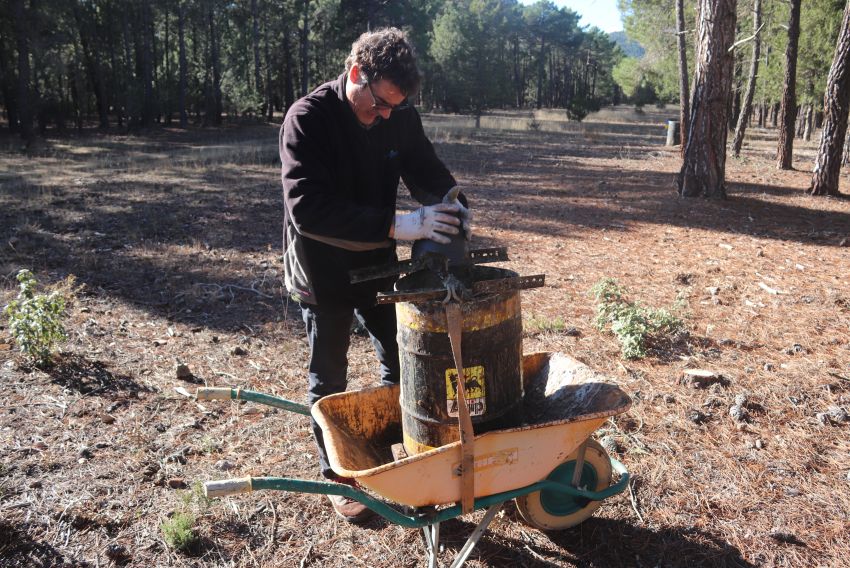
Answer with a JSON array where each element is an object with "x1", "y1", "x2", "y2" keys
[{"x1": 312, "y1": 352, "x2": 631, "y2": 508}]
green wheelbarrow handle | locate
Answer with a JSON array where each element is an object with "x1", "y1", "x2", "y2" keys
[
  {"x1": 196, "y1": 387, "x2": 311, "y2": 415},
  {"x1": 203, "y1": 456, "x2": 630, "y2": 529}
]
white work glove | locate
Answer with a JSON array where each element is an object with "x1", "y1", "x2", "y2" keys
[{"x1": 393, "y1": 203, "x2": 461, "y2": 244}]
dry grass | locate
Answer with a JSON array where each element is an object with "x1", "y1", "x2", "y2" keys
[{"x1": 1, "y1": 107, "x2": 849, "y2": 567}]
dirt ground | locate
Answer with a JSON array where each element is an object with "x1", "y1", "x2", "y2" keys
[{"x1": 1, "y1": 106, "x2": 849, "y2": 567}]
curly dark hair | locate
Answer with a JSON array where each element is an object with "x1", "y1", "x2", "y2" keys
[{"x1": 344, "y1": 28, "x2": 421, "y2": 97}]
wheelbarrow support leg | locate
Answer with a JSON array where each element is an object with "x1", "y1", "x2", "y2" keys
[
  {"x1": 422, "y1": 523, "x2": 440, "y2": 568},
  {"x1": 448, "y1": 504, "x2": 502, "y2": 568},
  {"x1": 571, "y1": 440, "x2": 588, "y2": 488}
]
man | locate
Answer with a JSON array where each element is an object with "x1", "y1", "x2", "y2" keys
[{"x1": 279, "y1": 28, "x2": 470, "y2": 522}]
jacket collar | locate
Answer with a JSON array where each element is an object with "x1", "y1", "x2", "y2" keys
[{"x1": 333, "y1": 72, "x2": 361, "y2": 126}]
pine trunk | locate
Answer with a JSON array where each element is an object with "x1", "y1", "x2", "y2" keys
[
  {"x1": 72, "y1": 3, "x2": 109, "y2": 129},
  {"x1": 678, "y1": 0, "x2": 738, "y2": 198},
  {"x1": 251, "y1": 0, "x2": 262, "y2": 105},
  {"x1": 121, "y1": 8, "x2": 136, "y2": 128},
  {"x1": 843, "y1": 128, "x2": 850, "y2": 166},
  {"x1": 513, "y1": 36, "x2": 522, "y2": 107},
  {"x1": 803, "y1": 104, "x2": 813, "y2": 141},
  {"x1": 729, "y1": 58, "x2": 742, "y2": 132},
  {"x1": 284, "y1": 27, "x2": 295, "y2": 110},
  {"x1": 536, "y1": 35, "x2": 545, "y2": 109},
  {"x1": 164, "y1": 5, "x2": 171, "y2": 124},
  {"x1": 0, "y1": 36, "x2": 19, "y2": 132},
  {"x1": 676, "y1": 0, "x2": 689, "y2": 156},
  {"x1": 732, "y1": 0, "x2": 761, "y2": 157},
  {"x1": 809, "y1": 1, "x2": 850, "y2": 196},
  {"x1": 796, "y1": 104, "x2": 806, "y2": 138},
  {"x1": 263, "y1": 9, "x2": 273, "y2": 122},
  {"x1": 209, "y1": 0, "x2": 222, "y2": 125},
  {"x1": 13, "y1": 0, "x2": 32, "y2": 143},
  {"x1": 776, "y1": 0, "x2": 801, "y2": 169},
  {"x1": 299, "y1": 0, "x2": 310, "y2": 96},
  {"x1": 140, "y1": 2, "x2": 155, "y2": 127},
  {"x1": 178, "y1": 1, "x2": 188, "y2": 127}
]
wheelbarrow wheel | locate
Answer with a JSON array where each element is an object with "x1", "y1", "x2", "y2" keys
[{"x1": 515, "y1": 439, "x2": 612, "y2": 531}]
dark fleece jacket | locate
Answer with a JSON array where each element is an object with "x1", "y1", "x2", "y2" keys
[{"x1": 280, "y1": 72, "x2": 457, "y2": 307}]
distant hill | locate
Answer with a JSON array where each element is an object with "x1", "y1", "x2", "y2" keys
[{"x1": 609, "y1": 31, "x2": 645, "y2": 58}]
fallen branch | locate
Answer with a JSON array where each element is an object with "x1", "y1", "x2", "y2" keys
[
  {"x1": 299, "y1": 543, "x2": 314, "y2": 568},
  {"x1": 628, "y1": 477, "x2": 644, "y2": 522}
]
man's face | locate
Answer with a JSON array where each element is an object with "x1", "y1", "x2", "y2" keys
[{"x1": 349, "y1": 69, "x2": 408, "y2": 127}]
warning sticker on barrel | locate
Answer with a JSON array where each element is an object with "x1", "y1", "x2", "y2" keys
[{"x1": 445, "y1": 366, "x2": 486, "y2": 417}]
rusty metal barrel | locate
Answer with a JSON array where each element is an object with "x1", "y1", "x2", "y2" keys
[{"x1": 395, "y1": 266, "x2": 525, "y2": 455}]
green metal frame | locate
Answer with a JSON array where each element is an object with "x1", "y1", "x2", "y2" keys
[{"x1": 238, "y1": 458, "x2": 628, "y2": 528}]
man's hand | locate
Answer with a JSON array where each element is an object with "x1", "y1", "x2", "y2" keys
[{"x1": 393, "y1": 203, "x2": 461, "y2": 243}]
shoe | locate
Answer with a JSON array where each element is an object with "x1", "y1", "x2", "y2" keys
[
  {"x1": 326, "y1": 493, "x2": 374, "y2": 524},
  {"x1": 325, "y1": 475, "x2": 375, "y2": 523}
]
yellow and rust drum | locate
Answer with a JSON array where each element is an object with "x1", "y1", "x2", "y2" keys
[{"x1": 395, "y1": 266, "x2": 524, "y2": 455}]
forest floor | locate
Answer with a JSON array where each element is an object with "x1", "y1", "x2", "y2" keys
[{"x1": 1, "y1": 106, "x2": 849, "y2": 568}]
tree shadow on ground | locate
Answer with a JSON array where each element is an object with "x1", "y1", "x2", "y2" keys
[
  {"x1": 453, "y1": 141, "x2": 850, "y2": 246},
  {"x1": 0, "y1": 520, "x2": 90, "y2": 567},
  {"x1": 436, "y1": 513, "x2": 756, "y2": 568},
  {"x1": 47, "y1": 354, "x2": 153, "y2": 397}
]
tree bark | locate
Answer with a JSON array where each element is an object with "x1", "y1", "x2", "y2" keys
[
  {"x1": 678, "y1": 0, "x2": 738, "y2": 199},
  {"x1": 263, "y1": 8, "x2": 273, "y2": 122},
  {"x1": 729, "y1": 56, "x2": 742, "y2": 132},
  {"x1": 843, "y1": 126, "x2": 850, "y2": 166},
  {"x1": 0, "y1": 34, "x2": 19, "y2": 132},
  {"x1": 809, "y1": 1, "x2": 850, "y2": 196},
  {"x1": 803, "y1": 104, "x2": 813, "y2": 141},
  {"x1": 71, "y1": 3, "x2": 106, "y2": 128},
  {"x1": 164, "y1": 3, "x2": 171, "y2": 124},
  {"x1": 299, "y1": 0, "x2": 310, "y2": 96},
  {"x1": 796, "y1": 104, "x2": 806, "y2": 138},
  {"x1": 535, "y1": 35, "x2": 545, "y2": 109},
  {"x1": 513, "y1": 35, "x2": 522, "y2": 107},
  {"x1": 732, "y1": 0, "x2": 761, "y2": 157},
  {"x1": 177, "y1": 0, "x2": 188, "y2": 127},
  {"x1": 121, "y1": 7, "x2": 136, "y2": 128},
  {"x1": 12, "y1": 0, "x2": 33, "y2": 143},
  {"x1": 283, "y1": 24, "x2": 295, "y2": 111},
  {"x1": 208, "y1": 0, "x2": 222, "y2": 125},
  {"x1": 140, "y1": 1, "x2": 155, "y2": 127},
  {"x1": 251, "y1": 0, "x2": 262, "y2": 105},
  {"x1": 776, "y1": 0, "x2": 801, "y2": 169}
]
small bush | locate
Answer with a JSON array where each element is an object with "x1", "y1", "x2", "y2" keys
[
  {"x1": 3, "y1": 269, "x2": 69, "y2": 366},
  {"x1": 161, "y1": 512, "x2": 198, "y2": 552},
  {"x1": 590, "y1": 278, "x2": 684, "y2": 359}
]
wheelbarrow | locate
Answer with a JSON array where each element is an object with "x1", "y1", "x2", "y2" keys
[{"x1": 199, "y1": 352, "x2": 631, "y2": 567}]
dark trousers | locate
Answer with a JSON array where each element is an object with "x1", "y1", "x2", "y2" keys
[{"x1": 300, "y1": 301, "x2": 400, "y2": 478}]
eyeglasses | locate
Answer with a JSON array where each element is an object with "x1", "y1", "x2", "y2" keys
[{"x1": 365, "y1": 80, "x2": 411, "y2": 112}]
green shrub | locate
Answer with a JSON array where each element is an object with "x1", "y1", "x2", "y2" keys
[
  {"x1": 161, "y1": 512, "x2": 198, "y2": 552},
  {"x1": 3, "y1": 270, "x2": 68, "y2": 366},
  {"x1": 525, "y1": 314, "x2": 567, "y2": 333},
  {"x1": 590, "y1": 278, "x2": 684, "y2": 359}
]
